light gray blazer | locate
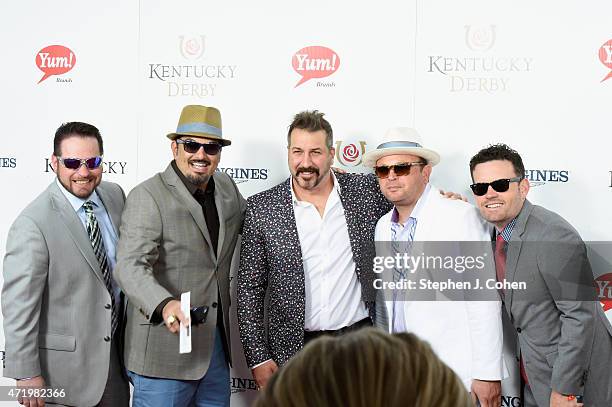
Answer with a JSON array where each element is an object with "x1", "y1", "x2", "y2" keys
[
  {"x1": 2, "y1": 181, "x2": 128, "y2": 406},
  {"x1": 114, "y1": 164, "x2": 245, "y2": 380},
  {"x1": 505, "y1": 200, "x2": 612, "y2": 406}
]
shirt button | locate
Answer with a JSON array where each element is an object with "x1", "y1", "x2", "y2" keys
[
  {"x1": 212, "y1": 302, "x2": 218, "y2": 308},
  {"x1": 105, "y1": 304, "x2": 111, "y2": 309},
  {"x1": 516, "y1": 327, "x2": 522, "y2": 333},
  {"x1": 104, "y1": 336, "x2": 111, "y2": 342}
]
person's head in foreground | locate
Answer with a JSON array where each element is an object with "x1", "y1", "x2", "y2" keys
[{"x1": 254, "y1": 328, "x2": 471, "y2": 407}]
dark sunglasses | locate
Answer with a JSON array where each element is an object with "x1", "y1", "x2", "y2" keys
[
  {"x1": 374, "y1": 162, "x2": 425, "y2": 179},
  {"x1": 58, "y1": 156, "x2": 103, "y2": 170},
  {"x1": 176, "y1": 139, "x2": 222, "y2": 155},
  {"x1": 470, "y1": 176, "x2": 523, "y2": 196}
]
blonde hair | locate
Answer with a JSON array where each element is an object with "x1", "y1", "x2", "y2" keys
[{"x1": 254, "y1": 328, "x2": 471, "y2": 407}]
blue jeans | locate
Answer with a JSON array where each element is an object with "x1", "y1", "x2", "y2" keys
[{"x1": 128, "y1": 327, "x2": 230, "y2": 407}]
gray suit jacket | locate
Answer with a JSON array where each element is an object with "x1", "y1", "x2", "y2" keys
[
  {"x1": 115, "y1": 164, "x2": 245, "y2": 380},
  {"x1": 2, "y1": 181, "x2": 128, "y2": 406},
  {"x1": 505, "y1": 200, "x2": 612, "y2": 406}
]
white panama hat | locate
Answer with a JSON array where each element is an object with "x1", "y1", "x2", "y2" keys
[{"x1": 362, "y1": 127, "x2": 440, "y2": 167}]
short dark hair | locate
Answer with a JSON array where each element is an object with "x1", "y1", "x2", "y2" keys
[
  {"x1": 53, "y1": 122, "x2": 103, "y2": 156},
  {"x1": 287, "y1": 110, "x2": 333, "y2": 149},
  {"x1": 469, "y1": 143, "x2": 525, "y2": 180}
]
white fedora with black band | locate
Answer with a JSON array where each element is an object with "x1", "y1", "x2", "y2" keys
[{"x1": 362, "y1": 127, "x2": 440, "y2": 167}]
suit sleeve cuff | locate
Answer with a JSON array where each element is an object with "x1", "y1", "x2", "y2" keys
[
  {"x1": 151, "y1": 297, "x2": 175, "y2": 324},
  {"x1": 250, "y1": 358, "x2": 274, "y2": 370}
]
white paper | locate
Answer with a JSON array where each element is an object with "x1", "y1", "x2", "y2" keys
[{"x1": 179, "y1": 291, "x2": 192, "y2": 354}]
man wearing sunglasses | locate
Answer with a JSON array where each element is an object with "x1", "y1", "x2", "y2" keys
[
  {"x1": 360, "y1": 127, "x2": 505, "y2": 407},
  {"x1": 2, "y1": 122, "x2": 130, "y2": 406},
  {"x1": 114, "y1": 105, "x2": 245, "y2": 407},
  {"x1": 470, "y1": 144, "x2": 612, "y2": 407}
]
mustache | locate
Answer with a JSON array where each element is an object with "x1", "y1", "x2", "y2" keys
[{"x1": 296, "y1": 166, "x2": 319, "y2": 176}]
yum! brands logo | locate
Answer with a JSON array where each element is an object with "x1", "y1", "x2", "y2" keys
[
  {"x1": 599, "y1": 39, "x2": 612, "y2": 82},
  {"x1": 596, "y1": 273, "x2": 612, "y2": 314},
  {"x1": 36, "y1": 45, "x2": 76, "y2": 84},
  {"x1": 292, "y1": 46, "x2": 340, "y2": 87},
  {"x1": 334, "y1": 140, "x2": 367, "y2": 167}
]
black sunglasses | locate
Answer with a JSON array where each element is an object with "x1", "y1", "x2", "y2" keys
[
  {"x1": 470, "y1": 176, "x2": 523, "y2": 196},
  {"x1": 374, "y1": 162, "x2": 425, "y2": 179},
  {"x1": 58, "y1": 156, "x2": 103, "y2": 170},
  {"x1": 176, "y1": 139, "x2": 222, "y2": 155}
]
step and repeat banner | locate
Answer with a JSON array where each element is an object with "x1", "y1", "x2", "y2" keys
[{"x1": 1, "y1": 1, "x2": 610, "y2": 406}]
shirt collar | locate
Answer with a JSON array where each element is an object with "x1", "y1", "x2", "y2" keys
[
  {"x1": 496, "y1": 217, "x2": 518, "y2": 242},
  {"x1": 55, "y1": 178, "x2": 102, "y2": 212},
  {"x1": 290, "y1": 171, "x2": 340, "y2": 207},
  {"x1": 390, "y1": 183, "x2": 431, "y2": 225}
]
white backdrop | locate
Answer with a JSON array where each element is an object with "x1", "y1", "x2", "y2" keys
[{"x1": 1, "y1": 1, "x2": 611, "y2": 406}]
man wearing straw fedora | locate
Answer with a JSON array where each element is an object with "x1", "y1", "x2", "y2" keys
[
  {"x1": 115, "y1": 105, "x2": 245, "y2": 406},
  {"x1": 362, "y1": 128, "x2": 505, "y2": 407}
]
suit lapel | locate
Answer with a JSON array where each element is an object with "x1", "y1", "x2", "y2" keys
[
  {"x1": 49, "y1": 183, "x2": 107, "y2": 285},
  {"x1": 213, "y1": 173, "x2": 226, "y2": 260},
  {"x1": 281, "y1": 178, "x2": 304, "y2": 273},
  {"x1": 161, "y1": 164, "x2": 216, "y2": 262},
  {"x1": 505, "y1": 200, "x2": 533, "y2": 315},
  {"x1": 96, "y1": 183, "x2": 121, "y2": 236}
]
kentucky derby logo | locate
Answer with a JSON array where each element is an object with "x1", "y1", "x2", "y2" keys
[
  {"x1": 179, "y1": 35, "x2": 206, "y2": 60},
  {"x1": 335, "y1": 141, "x2": 366, "y2": 167},
  {"x1": 464, "y1": 25, "x2": 496, "y2": 52},
  {"x1": 599, "y1": 39, "x2": 612, "y2": 82}
]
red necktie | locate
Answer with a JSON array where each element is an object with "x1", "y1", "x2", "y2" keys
[
  {"x1": 495, "y1": 234, "x2": 529, "y2": 383},
  {"x1": 494, "y1": 234, "x2": 506, "y2": 292}
]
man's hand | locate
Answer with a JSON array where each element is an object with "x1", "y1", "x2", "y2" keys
[
  {"x1": 252, "y1": 360, "x2": 278, "y2": 390},
  {"x1": 471, "y1": 379, "x2": 501, "y2": 407},
  {"x1": 550, "y1": 390, "x2": 583, "y2": 407},
  {"x1": 17, "y1": 375, "x2": 46, "y2": 407},
  {"x1": 439, "y1": 189, "x2": 468, "y2": 202},
  {"x1": 162, "y1": 300, "x2": 189, "y2": 334}
]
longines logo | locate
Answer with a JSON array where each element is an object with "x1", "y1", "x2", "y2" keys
[
  {"x1": 147, "y1": 34, "x2": 237, "y2": 98},
  {"x1": 427, "y1": 25, "x2": 533, "y2": 93},
  {"x1": 44, "y1": 159, "x2": 127, "y2": 174},
  {"x1": 230, "y1": 377, "x2": 257, "y2": 394},
  {"x1": 524, "y1": 169, "x2": 568, "y2": 187},
  {"x1": 334, "y1": 140, "x2": 367, "y2": 167},
  {"x1": 501, "y1": 396, "x2": 522, "y2": 407},
  {"x1": 0, "y1": 157, "x2": 17, "y2": 168},
  {"x1": 216, "y1": 167, "x2": 268, "y2": 184}
]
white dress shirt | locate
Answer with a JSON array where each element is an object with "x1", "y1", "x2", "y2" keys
[{"x1": 291, "y1": 173, "x2": 369, "y2": 331}]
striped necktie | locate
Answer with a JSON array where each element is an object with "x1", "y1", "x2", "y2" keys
[
  {"x1": 83, "y1": 201, "x2": 118, "y2": 335},
  {"x1": 391, "y1": 217, "x2": 416, "y2": 333}
]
